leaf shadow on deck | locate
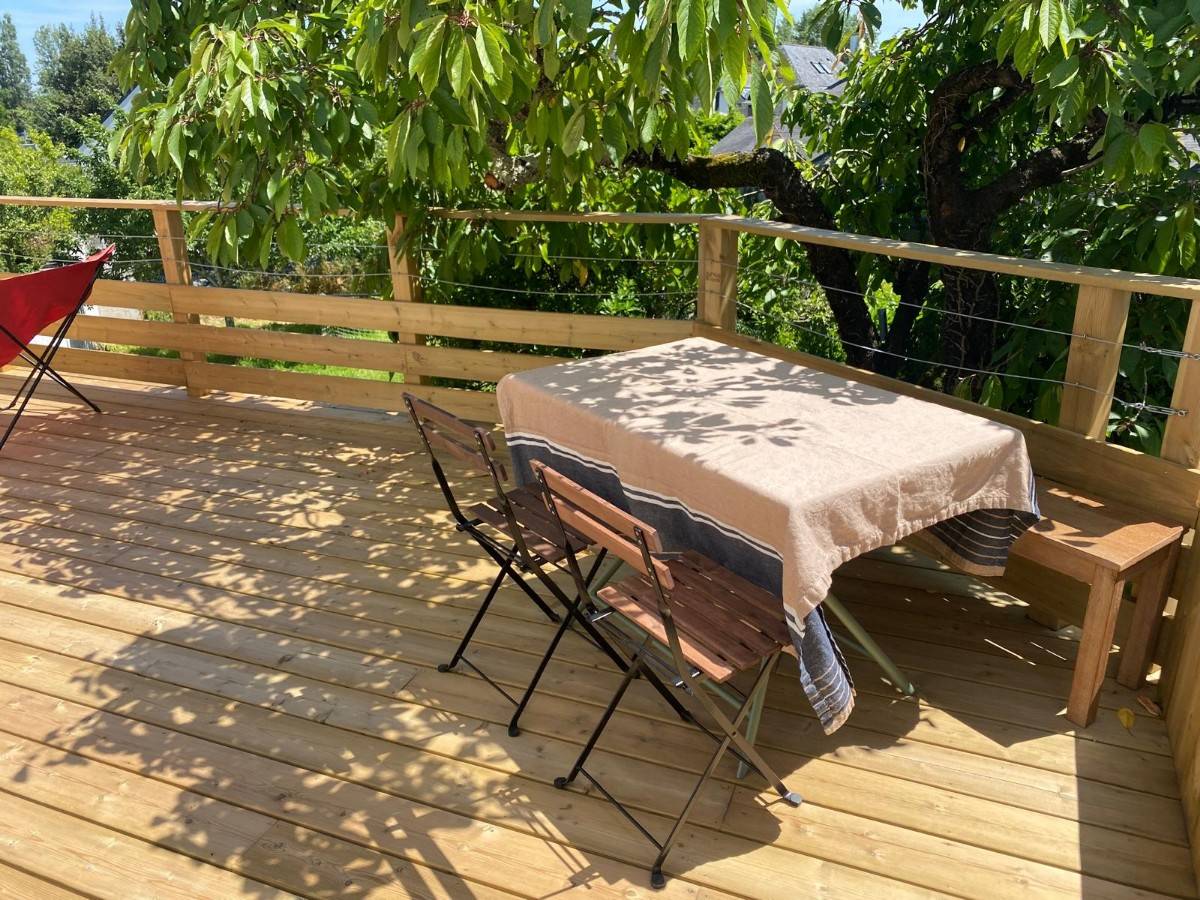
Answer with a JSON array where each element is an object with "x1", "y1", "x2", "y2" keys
[
  {"x1": 0, "y1": 538, "x2": 829, "y2": 897},
  {"x1": 0, "y1": 384, "x2": 1190, "y2": 898}
]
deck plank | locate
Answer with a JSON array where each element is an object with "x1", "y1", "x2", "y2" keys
[{"x1": 0, "y1": 375, "x2": 1194, "y2": 900}]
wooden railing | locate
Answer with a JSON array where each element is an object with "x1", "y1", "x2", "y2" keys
[{"x1": 3, "y1": 195, "x2": 1200, "y2": 876}]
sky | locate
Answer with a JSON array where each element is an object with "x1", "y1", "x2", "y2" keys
[
  {"x1": 3, "y1": 0, "x2": 129, "y2": 67},
  {"x1": 1, "y1": 0, "x2": 929, "y2": 72}
]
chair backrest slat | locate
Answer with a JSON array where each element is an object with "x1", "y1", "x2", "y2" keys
[
  {"x1": 404, "y1": 393, "x2": 507, "y2": 482},
  {"x1": 532, "y1": 461, "x2": 673, "y2": 588},
  {"x1": 408, "y1": 395, "x2": 495, "y2": 450}
]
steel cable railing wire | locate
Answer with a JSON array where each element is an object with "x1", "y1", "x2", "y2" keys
[
  {"x1": 742, "y1": 269, "x2": 1200, "y2": 363},
  {"x1": 34, "y1": 233, "x2": 1171, "y2": 411},
  {"x1": 735, "y1": 296, "x2": 1186, "y2": 418},
  {"x1": 419, "y1": 246, "x2": 698, "y2": 265},
  {"x1": 729, "y1": 243, "x2": 1200, "y2": 364}
]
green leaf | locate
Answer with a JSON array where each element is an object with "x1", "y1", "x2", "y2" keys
[
  {"x1": 1038, "y1": 0, "x2": 1062, "y2": 50},
  {"x1": 534, "y1": 0, "x2": 557, "y2": 45},
  {"x1": 860, "y1": 1, "x2": 882, "y2": 30},
  {"x1": 1137, "y1": 122, "x2": 1167, "y2": 164},
  {"x1": 166, "y1": 123, "x2": 185, "y2": 173},
  {"x1": 952, "y1": 377, "x2": 975, "y2": 401},
  {"x1": 677, "y1": 0, "x2": 708, "y2": 60},
  {"x1": 1033, "y1": 384, "x2": 1061, "y2": 424},
  {"x1": 644, "y1": 0, "x2": 669, "y2": 44},
  {"x1": 410, "y1": 18, "x2": 446, "y2": 94},
  {"x1": 640, "y1": 104, "x2": 661, "y2": 145},
  {"x1": 750, "y1": 68, "x2": 773, "y2": 146},
  {"x1": 302, "y1": 169, "x2": 327, "y2": 213},
  {"x1": 565, "y1": 0, "x2": 591, "y2": 40},
  {"x1": 979, "y1": 375, "x2": 1004, "y2": 409},
  {"x1": 562, "y1": 107, "x2": 586, "y2": 155},
  {"x1": 1012, "y1": 27, "x2": 1039, "y2": 76},
  {"x1": 277, "y1": 216, "x2": 305, "y2": 262},
  {"x1": 1180, "y1": 229, "x2": 1198, "y2": 269},
  {"x1": 448, "y1": 32, "x2": 471, "y2": 97},
  {"x1": 475, "y1": 24, "x2": 504, "y2": 80},
  {"x1": 1047, "y1": 55, "x2": 1078, "y2": 87}
]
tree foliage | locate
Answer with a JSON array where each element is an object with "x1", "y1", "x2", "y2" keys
[
  {"x1": 113, "y1": 0, "x2": 789, "y2": 265},
  {"x1": 0, "y1": 14, "x2": 31, "y2": 122},
  {"x1": 769, "y1": 0, "x2": 1200, "y2": 433},
  {"x1": 29, "y1": 17, "x2": 124, "y2": 146},
  {"x1": 0, "y1": 127, "x2": 90, "y2": 270}
]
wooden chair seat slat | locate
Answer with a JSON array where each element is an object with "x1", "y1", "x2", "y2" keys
[
  {"x1": 679, "y1": 552, "x2": 793, "y2": 631},
  {"x1": 469, "y1": 487, "x2": 588, "y2": 565},
  {"x1": 669, "y1": 556, "x2": 790, "y2": 649},
  {"x1": 598, "y1": 555, "x2": 788, "y2": 683}
]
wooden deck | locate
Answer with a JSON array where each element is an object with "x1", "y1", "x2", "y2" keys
[{"x1": 0, "y1": 373, "x2": 1194, "y2": 900}]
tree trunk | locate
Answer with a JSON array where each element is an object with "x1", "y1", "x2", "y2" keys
[{"x1": 927, "y1": 212, "x2": 1000, "y2": 381}]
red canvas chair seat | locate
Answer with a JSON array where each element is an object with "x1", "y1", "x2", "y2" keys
[{"x1": 0, "y1": 245, "x2": 115, "y2": 451}]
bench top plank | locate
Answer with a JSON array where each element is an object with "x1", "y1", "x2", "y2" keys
[{"x1": 1013, "y1": 478, "x2": 1183, "y2": 577}]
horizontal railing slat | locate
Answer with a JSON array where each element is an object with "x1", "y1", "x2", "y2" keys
[
  {"x1": 166, "y1": 283, "x2": 691, "y2": 350},
  {"x1": 54, "y1": 315, "x2": 564, "y2": 381},
  {"x1": 184, "y1": 361, "x2": 498, "y2": 421},
  {"x1": 15, "y1": 347, "x2": 187, "y2": 386}
]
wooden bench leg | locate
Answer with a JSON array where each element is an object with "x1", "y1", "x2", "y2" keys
[
  {"x1": 1116, "y1": 543, "x2": 1178, "y2": 690},
  {"x1": 1067, "y1": 567, "x2": 1125, "y2": 728}
]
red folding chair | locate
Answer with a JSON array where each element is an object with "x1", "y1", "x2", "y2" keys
[{"x1": 0, "y1": 245, "x2": 115, "y2": 452}]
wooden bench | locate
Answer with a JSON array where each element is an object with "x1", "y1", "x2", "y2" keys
[{"x1": 1010, "y1": 479, "x2": 1184, "y2": 727}]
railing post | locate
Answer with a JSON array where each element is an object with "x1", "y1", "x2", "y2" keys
[
  {"x1": 697, "y1": 220, "x2": 738, "y2": 331},
  {"x1": 1058, "y1": 285, "x2": 1132, "y2": 439},
  {"x1": 151, "y1": 207, "x2": 204, "y2": 398},
  {"x1": 386, "y1": 213, "x2": 427, "y2": 385},
  {"x1": 1161, "y1": 300, "x2": 1200, "y2": 466}
]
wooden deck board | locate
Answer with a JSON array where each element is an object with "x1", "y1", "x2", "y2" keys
[{"x1": 0, "y1": 375, "x2": 1194, "y2": 900}]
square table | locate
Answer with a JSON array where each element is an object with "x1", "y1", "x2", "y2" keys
[{"x1": 498, "y1": 337, "x2": 1039, "y2": 732}]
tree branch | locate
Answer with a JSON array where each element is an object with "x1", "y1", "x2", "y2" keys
[
  {"x1": 628, "y1": 147, "x2": 878, "y2": 361},
  {"x1": 1162, "y1": 92, "x2": 1200, "y2": 122},
  {"x1": 971, "y1": 128, "x2": 1100, "y2": 219}
]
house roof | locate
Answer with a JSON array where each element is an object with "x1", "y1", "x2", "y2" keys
[
  {"x1": 710, "y1": 44, "x2": 841, "y2": 155},
  {"x1": 780, "y1": 44, "x2": 842, "y2": 95}
]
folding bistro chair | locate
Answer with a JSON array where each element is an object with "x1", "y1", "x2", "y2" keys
[
  {"x1": 530, "y1": 460, "x2": 802, "y2": 890},
  {"x1": 403, "y1": 393, "x2": 610, "y2": 704},
  {"x1": 0, "y1": 246, "x2": 114, "y2": 453},
  {"x1": 405, "y1": 395, "x2": 696, "y2": 736}
]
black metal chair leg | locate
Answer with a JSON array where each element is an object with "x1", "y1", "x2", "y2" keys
[
  {"x1": 0, "y1": 358, "x2": 51, "y2": 452},
  {"x1": 691, "y1": 654, "x2": 803, "y2": 807},
  {"x1": 470, "y1": 528, "x2": 560, "y2": 624},
  {"x1": 648, "y1": 655, "x2": 800, "y2": 889},
  {"x1": 527, "y1": 562, "x2": 695, "y2": 726},
  {"x1": 555, "y1": 653, "x2": 643, "y2": 790},
  {"x1": 438, "y1": 549, "x2": 514, "y2": 674},
  {"x1": 508, "y1": 550, "x2": 610, "y2": 737},
  {"x1": 508, "y1": 585, "x2": 581, "y2": 736},
  {"x1": 649, "y1": 727, "x2": 737, "y2": 889},
  {"x1": 23, "y1": 356, "x2": 100, "y2": 412}
]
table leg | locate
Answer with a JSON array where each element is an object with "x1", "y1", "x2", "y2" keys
[
  {"x1": 735, "y1": 657, "x2": 772, "y2": 779},
  {"x1": 823, "y1": 593, "x2": 918, "y2": 697}
]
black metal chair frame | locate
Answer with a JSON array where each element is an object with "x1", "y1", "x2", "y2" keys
[
  {"x1": 404, "y1": 394, "x2": 566, "y2": 703},
  {"x1": 0, "y1": 264, "x2": 106, "y2": 453},
  {"x1": 403, "y1": 396, "x2": 695, "y2": 735},
  {"x1": 531, "y1": 462, "x2": 802, "y2": 890}
]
